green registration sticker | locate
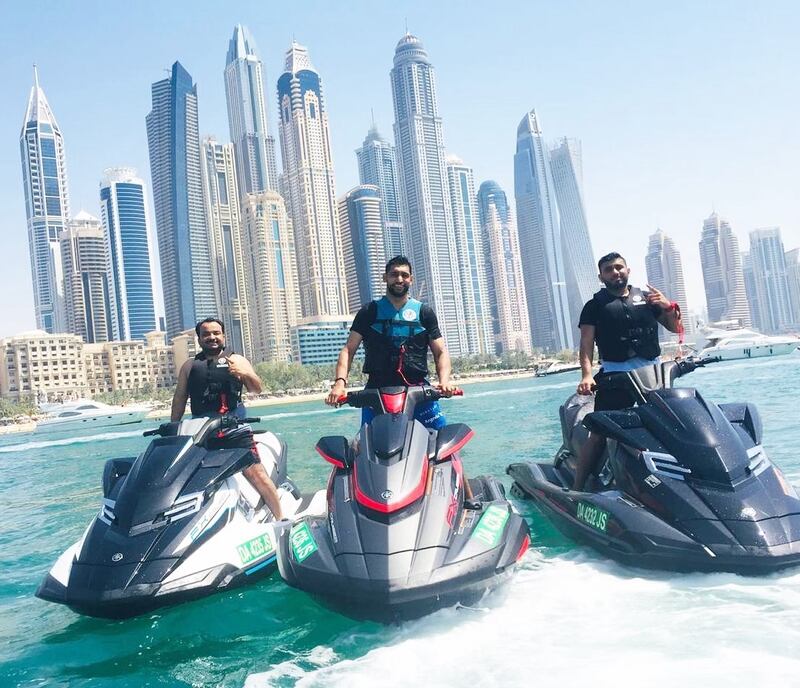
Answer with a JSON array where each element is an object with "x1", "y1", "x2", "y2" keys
[
  {"x1": 471, "y1": 504, "x2": 510, "y2": 548},
  {"x1": 237, "y1": 533, "x2": 275, "y2": 565},
  {"x1": 290, "y1": 522, "x2": 318, "y2": 563},
  {"x1": 576, "y1": 501, "x2": 610, "y2": 532}
]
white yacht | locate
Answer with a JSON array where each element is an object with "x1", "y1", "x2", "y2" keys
[
  {"x1": 35, "y1": 400, "x2": 146, "y2": 435},
  {"x1": 697, "y1": 322, "x2": 800, "y2": 361}
]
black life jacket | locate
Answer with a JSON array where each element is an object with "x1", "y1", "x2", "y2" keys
[
  {"x1": 591, "y1": 286, "x2": 661, "y2": 363},
  {"x1": 362, "y1": 297, "x2": 430, "y2": 384},
  {"x1": 188, "y1": 347, "x2": 243, "y2": 417}
]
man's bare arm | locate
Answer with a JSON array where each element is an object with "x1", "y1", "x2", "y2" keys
[
  {"x1": 228, "y1": 354, "x2": 262, "y2": 394},
  {"x1": 429, "y1": 337, "x2": 455, "y2": 395},
  {"x1": 577, "y1": 324, "x2": 596, "y2": 395},
  {"x1": 325, "y1": 332, "x2": 363, "y2": 405},
  {"x1": 170, "y1": 361, "x2": 192, "y2": 421}
]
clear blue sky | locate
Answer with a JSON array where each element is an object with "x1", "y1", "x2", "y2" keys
[{"x1": 3, "y1": 0, "x2": 799, "y2": 338}]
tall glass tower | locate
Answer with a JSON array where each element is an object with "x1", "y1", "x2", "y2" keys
[
  {"x1": 477, "y1": 181, "x2": 532, "y2": 355},
  {"x1": 355, "y1": 123, "x2": 405, "y2": 258},
  {"x1": 339, "y1": 185, "x2": 386, "y2": 313},
  {"x1": 698, "y1": 212, "x2": 751, "y2": 326},
  {"x1": 146, "y1": 61, "x2": 216, "y2": 338},
  {"x1": 390, "y1": 34, "x2": 467, "y2": 356},
  {"x1": 749, "y1": 228, "x2": 793, "y2": 333},
  {"x1": 446, "y1": 157, "x2": 493, "y2": 355},
  {"x1": 99, "y1": 168, "x2": 157, "y2": 342},
  {"x1": 645, "y1": 228, "x2": 692, "y2": 340},
  {"x1": 200, "y1": 139, "x2": 251, "y2": 357},
  {"x1": 277, "y1": 42, "x2": 348, "y2": 318},
  {"x1": 20, "y1": 67, "x2": 69, "y2": 333},
  {"x1": 60, "y1": 211, "x2": 113, "y2": 343},
  {"x1": 514, "y1": 110, "x2": 572, "y2": 352},
  {"x1": 224, "y1": 25, "x2": 278, "y2": 197},
  {"x1": 549, "y1": 138, "x2": 597, "y2": 330}
]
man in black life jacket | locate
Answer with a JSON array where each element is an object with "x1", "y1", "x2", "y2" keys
[
  {"x1": 325, "y1": 255, "x2": 459, "y2": 426},
  {"x1": 171, "y1": 318, "x2": 283, "y2": 519},
  {"x1": 572, "y1": 252, "x2": 683, "y2": 491}
]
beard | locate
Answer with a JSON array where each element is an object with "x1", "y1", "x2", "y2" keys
[
  {"x1": 200, "y1": 341, "x2": 224, "y2": 356},
  {"x1": 387, "y1": 282, "x2": 410, "y2": 297},
  {"x1": 602, "y1": 274, "x2": 628, "y2": 291}
]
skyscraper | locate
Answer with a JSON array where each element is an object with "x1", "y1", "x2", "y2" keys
[
  {"x1": 60, "y1": 211, "x2": 113, "y2": 343},
  {"x1": 477, "y1": 181, "x2": 532, "y2": 354},
  {"x1": 200, "y1": 138, "x2": 252, "y2": 357},
  {"x1": 785, "y1": 248, "x2": 800, "y2": 326},
  {"x1": 99, "y1": 168, "x2": 157, "y2": 341},
  {"x1": 224, "y1": 24, "x2": 278, "y2": 197},
  {"x1": 277, "y1": 42, "x2": 347, "y2": 318},
  {"x1": 645, "y1": 228, "x2": 692, "y2": 340},
  {"x1": 514, "y1": 110, "x2": 572, "y2": 352},
  {"x1": 339, "y1": 185, "x2": 386, "y2": 313},
  {"x1": 748, "y1": 228, "x2": 793, "y2": 333},
  {"x1": 241, "y1": 192, "x2": 301, "y2": 363},
  {"x1": 355, "y1": 123, "x2": 405, "y2": 258},
  {"x1": 20, "y1": 67, "x2": 69, "y2": 333},
  {"x1": 446, "y1": 157, "x2": 493, "y2": 355},
  {"x1": 741, "y1": 252, "x2": 762, "y2": 330},
  {"x1": 146, "y1": 61, "x2": 215, "y2": 338},
  {"x1": 390, "y1": 34, "x2": 467, "y2": 355},
  {"x1": 549, "y1": 138, "x2": 597, "y2": 330},
  {"x1": 698, "y1": 212, "x2": 751, "y2": 326}
]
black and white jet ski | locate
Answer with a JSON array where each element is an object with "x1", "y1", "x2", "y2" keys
[
  {"x1": 507, "y1": 358, "x2": 800, "y2": 574},
  {"x1": 36, "y1": 415, "x2": 319, "y2": 618},
  {"x1": 276, "y1": 385, "x2": 530, "y2": 621}
]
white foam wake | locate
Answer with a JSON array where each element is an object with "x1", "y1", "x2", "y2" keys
[
  {"x1": 245, "y1": 550, "x2": 800, "y2": 687},
  {"x1": 0, "y1": 428, "x2": 144, "y2": 453}
]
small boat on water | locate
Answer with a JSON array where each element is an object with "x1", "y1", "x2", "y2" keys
[
  {"x1": 696, "y1": 321, "x2": 800, "y2": 362},
  {"x1": 35, "y1": 400, "x2": 146, "y2": 435},
  {"x1": 535, "y1": 362, "x2": 581, "y2": 377}
]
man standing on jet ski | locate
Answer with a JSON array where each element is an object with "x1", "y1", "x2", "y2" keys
[
  {"x1": 171, "y1": 317, "x2": 284, "y2": 519},
  {"x1": 325, "y1": 255, "x2": 458, "y2": 428},
  {"x1": 572, "y1": 252, "x2": 683, "y2": 490}
]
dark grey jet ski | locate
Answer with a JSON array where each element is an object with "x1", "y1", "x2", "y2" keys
[
  {"x1": 507, "y1": 358, "x2": 800, "y2": 574},
  {"x1": 36, "y1": 415, "x2": 313, "y2": 618},
  {"x1": 276, "y1": 385, "x2": 530, "y2": 621}
]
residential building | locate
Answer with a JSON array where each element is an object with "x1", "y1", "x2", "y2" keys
[
  {"x1": 99, "y1": 167, "x2": 157, "y2": 341},
  {"x1": 146, "y1": 61, "x2": 215, "y2": 337},
  {"x1": 291, "y1": 316, "x2": 363, "y2": 366},
  {"x1": 241, "y1": 192, "x2": 301, "y2": 363},
  {"x1": 477, "y1": 181, "x2": 532, "y2": 354},
  {"x1": 224, "y1": 24, "x2": 278, "y2": 196},
  {"x1": 549, "y1": 138, "x2": 597, "y2": 330},
  {"x1": 698, "y1": 212, "x2": 751, "y2": 326},
  {"x1": 741, "y1": 252, "x2": 762, "y2": 330},
  {"x1": 339, "y1": 185, "x2": 386, "y2": 313},
  {"x1": 200, "y1": 138, "x2": 252, "y2": 356},
  {"x1": 645, "y1": 228, "x2": 693, "y2": 340},
  {"x1": 786, "y1": 248, "x2": 800, "y2": 326},
  {"x1": 0, "y1": 331, "x2": 85, "y2": 400},
  {"x1": 60, "y1": 211, "x2": 113, "y2": 344},
  {"x1": 19, "y1": 67, "x2": 69, "y2": 332},
  {"x1": 277, "y1": 42, "x2": 348, "y2": 318},
  {"x1": 446, "y1": 157, "x2": 492, "y2": 355},
  {"x1": 748, "y1": 228, "x2": 793, "y2": 333},
  {"x1": 390, "y1": 34, "x2": 467, "y2": 355},
  {"x1": 514, "y1": 110, "x2": 572, "y2": 351},
  {"x1": 355, "y1": 122, "x2": 405, "y2": 257}
]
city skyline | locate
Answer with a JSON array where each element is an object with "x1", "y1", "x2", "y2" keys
[{"x1": 4, "y1": 2, "x2": 800, "y2": 338}]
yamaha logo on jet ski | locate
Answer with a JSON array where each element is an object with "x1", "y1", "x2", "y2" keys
[
  {"x1": 381, "y1": 489, "x2": 394, "y2": 500},
  {"x1": 508, "y1": 357, "x2": 800, "y2": 574},
  {"x1": 111, "y1": 553, "x2": 123, "y2": 562}
]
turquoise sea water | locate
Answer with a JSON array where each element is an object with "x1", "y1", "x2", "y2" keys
[{"x1": 2, "y1": 356, "x2": 800, "y2": 687}]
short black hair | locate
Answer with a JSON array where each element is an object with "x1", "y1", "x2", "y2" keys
[
  {"x1": 385, "y1": 255, "x2": 412, "y2": 274},
  {"x1": 598, "y1": 252, "x2": 626, "y2": 272},
  {"x1": 195, "y1": 318, "x2": 225, "y2": 336}
]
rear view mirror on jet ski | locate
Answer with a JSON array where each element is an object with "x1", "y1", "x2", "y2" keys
[
  {"x1": 508, "y1": 357, "x2": 800, "y2": 574},
  {"x1": 277, "y1": 384, "x2": 530, "y2": 621},
  {"x1": 36, "y1": 415, "x2": 316, "y2": 618}
]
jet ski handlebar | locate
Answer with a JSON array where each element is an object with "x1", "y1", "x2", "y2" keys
[
  {"x1": 336, "y1": 384, "x2": 463, "y2": 409},
  {"x1": 143, "y1": 414, "x2": 261, "y2": 437}
]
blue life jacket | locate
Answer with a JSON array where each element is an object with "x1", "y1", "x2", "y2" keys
[{"x1": 363, "y1": 297, "x2": 430, "y2": 383}]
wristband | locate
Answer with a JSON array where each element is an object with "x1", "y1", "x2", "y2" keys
[
  {"x1": 333, "y1": 377, "x2": 347, "y2": 385},
  {"x1": 666, "y1": 301, "x2": 679, "y2": 313}
]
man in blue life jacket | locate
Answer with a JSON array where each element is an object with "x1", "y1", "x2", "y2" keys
[
  {"x1": 572, "y1": 252, "x2": 683, "y2": 490},
  {"x1": 171, "y1": 318, "x2": 283, "y2": 519},
  {"x1": 325, "y1": 255, "x2": 458, "y2": 429}
]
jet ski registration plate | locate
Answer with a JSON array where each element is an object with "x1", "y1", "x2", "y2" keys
[{"x1": 576, "y1": 501, "x2": 610, "y2": 532}]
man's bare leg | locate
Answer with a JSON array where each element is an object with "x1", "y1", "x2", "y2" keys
[
  {"x1": 572, "y1": 433, "x2": 606, "y2": 491},
  {"x1": 243, "y1": 463, "x2": 284, "y2": 520}
]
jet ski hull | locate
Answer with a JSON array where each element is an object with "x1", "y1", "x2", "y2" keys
[{"x1": 508, "y1": 461, "x2": 800, "y2": 575}]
